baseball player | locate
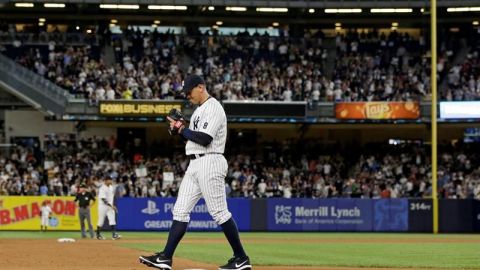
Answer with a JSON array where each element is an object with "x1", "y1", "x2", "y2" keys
[
  {"x1": 139, "y1": 75, "x2": 251, "y2": 270},
  {"x1": 40, "y1": 201, "x2": 52, "y2": 232},
  {"x1": 96, "y1": 176, "x2": 121, "y2": 240}
]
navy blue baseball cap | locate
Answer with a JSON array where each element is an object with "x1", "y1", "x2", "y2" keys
[{"x1": 182, "y1": 75, "x2": 205, "y2": 95}]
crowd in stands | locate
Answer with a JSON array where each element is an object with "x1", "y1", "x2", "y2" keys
[
  {"x1": 1, "y1": 24, "x2": 479, "y2": 102},
  {"x1": 442, "y1": 49, "x2": 480, "y2": 101},
  {"x1": 1, "y1": 135, "x2": 479, "y2": 200},
  {"x1": 9, "y1": 28, "x2": 184, "y2": 101},
  {"x1": 0, "y1": 25, "x2": 437, "y2": 102},
  {"x1": 183, "y1": 30, "x2": 326, "y2": 101},
  {"x1": 6, "y1": 28, "x2": 328, "y2": 102},
  {"x1": 332, "y1": 30, "x2": 430, "y2": 101}
]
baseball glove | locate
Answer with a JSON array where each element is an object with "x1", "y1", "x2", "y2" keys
[{"x1": 167, "y1": 108, "x2": 185, "y2": 135}]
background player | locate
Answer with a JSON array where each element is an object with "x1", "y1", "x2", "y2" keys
[
  {"x1": 74, "y1": 183, "x2": 95, "y2": 238},
  {"x1": 96, "y1": 176, "x2": 121, "y2": 240},
  {"x1": 40, "y1": 201, "x2": 52, "y2": 232},
  {"x1": 139, "y1": 75, "x2": 251, "y2": 270}
]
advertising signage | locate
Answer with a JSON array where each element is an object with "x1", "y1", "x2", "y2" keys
[
  {"x1": 335, "y1": 102, "x2": 420, "y2": 120},
  {"x1": 440, "y1": 102, "x2": 480, "y2": 119},
  {"x1": 99, "y1": 101, "x2": 182, "y2": 117}
]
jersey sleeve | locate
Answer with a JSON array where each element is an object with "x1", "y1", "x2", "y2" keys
[{"x1": 199, "y1": 103, "x2": 225, "y2": 137}]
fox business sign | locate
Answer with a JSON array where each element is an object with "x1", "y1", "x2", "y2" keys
[
  {"x1": 440, "y1": 102, "x2": 480, "y2": 119},
  {"x1": 99, "y1": 101, "x2": 182, "y2": 117}
]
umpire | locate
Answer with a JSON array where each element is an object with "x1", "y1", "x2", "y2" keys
[{"x1": 74, "y1": 184, "x2": 95, "y2": 238}]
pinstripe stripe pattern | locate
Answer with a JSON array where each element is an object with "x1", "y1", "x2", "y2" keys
[
  {"x1": 173, "y1": 97, "x2": 231, "y2": 225},
  {"x1": 97, "y1": 184, "x2": 116, "y2": 226},
  {"x1": 186, "y1": 98, "x2": 226, "y2": 155},
  {"x1": 172, "y1": 154, "x2": 231, "y2": 224}
]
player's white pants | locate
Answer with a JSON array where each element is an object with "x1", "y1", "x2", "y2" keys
[
  {"x1": 97, "y1": 205, "x2": 116, "y2": 226},
  {"x1": 41, "y1": 216, "x2": 49, "y2": 226},
  {"x1": 173, "y1": 154, "x2": 232, "y2": 225}
]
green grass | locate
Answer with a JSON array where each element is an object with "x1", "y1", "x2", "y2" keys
[
  {"x1": 1, "y1": 232, "x2": 479, "y2": 269},
  {"x1": 122, "y1": 233, "x2": 480, "y2": 269},
  {"x1": 125, "y1": 241, "x2": 480, "y2": 269}
]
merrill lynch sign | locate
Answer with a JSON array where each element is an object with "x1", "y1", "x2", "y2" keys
[
  {"x1": 268, "y1": 199, "x2": 373, "y2": 231},
  {"x1": 99, "y1": 101, "x2": 182, "y2": 117}
]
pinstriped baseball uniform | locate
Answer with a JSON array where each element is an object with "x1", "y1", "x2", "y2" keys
[
  {"x1": 97, "y1": 183, "x2": 116, "y2": 226},
  {"x1": 173, "y1": 97, "x2": 232, "y2": 224}
]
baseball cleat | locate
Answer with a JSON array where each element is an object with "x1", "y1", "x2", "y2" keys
[
  {"x1": 96, "y1": 234, "x2": 106, "y2": 240},
  {"x1": 112, "y1": 233, "x2": 122, "y2": 240},
  {"x1": 139, "y1": 252, "x2": 172, "y2": 270},
  {"x1": 219, "y1": 256, "x2": 251, "y2": 270}
]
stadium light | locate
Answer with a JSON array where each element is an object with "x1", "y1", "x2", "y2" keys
[
  {"x1": 110, "y1": 19, "x2": 118, "y2": 24},
  {"x1": 39, "y1": 18, "x2": 46, "y2": 22},
  {"x1": 335, "y1": 22, "x2": 341, "y2": 27},
  {"x1": 447, "y1": 7, "x2": 480, "y2": 12},
  {"x1": 44, "y1": 3, "x2": 65, "y2": 8},
  {"x1": 309, "y1": 9, "x2": 315, "y2": 13},
  {"x1": 392, "y1": 22, "x2": 399, "y2": 27},
  {"x1": 212, "y1": 25, "x2": 219, "y2": 29},
  {"x1": 272, "y1": 22, "x2": 279, "y2": 27},
  {"x1": 15, "y1": 3, "x2": 34, "y2": 7},
  {"x1": 473, "y1": 21, "x2": 479, "y2": 26},
  {"x1": 256, "y1": 7, "x2": 288, "y2": 13},
  {"x1": 325, "y1": 9, "x2": 362, "y2": 13},
  {"x1": 208, "y1": 6, "x2": 215, "y2": 11},
  {"x1": 148, "y1": 5, "x2": 188, "y2": 10},
  {"x1": 370, "y1": 8, "x2": 413, "y2": 13},
  {"x1": 154, "y1": 20, "x2": 161, "y2": 24},
  {"x1": 86, "y1": 29, "x2": 92, "y2": 34},
  {"x1": 226, "y1": 7, "x2": 247, "y2": 12},
  {"x1": 99, "y1": 4, "x2": 139, "y2": 9},
  {"x1": 216, "y1": 21, "x2": 223, "y2": 25},
  {"x1": 38, "y1": 22, "x2": 44, "y2": 26},
  {"x1": 76, "y1": 26, "x2": 80, "y2": 30}
]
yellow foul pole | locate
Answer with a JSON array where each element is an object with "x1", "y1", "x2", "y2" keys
[{"x1": 430, "y1": 0, "x2": 438, "y2": 234}]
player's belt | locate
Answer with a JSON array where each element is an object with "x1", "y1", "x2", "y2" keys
[{"x1": 188, "y1": 153, "x2": 222, "y2": 160}]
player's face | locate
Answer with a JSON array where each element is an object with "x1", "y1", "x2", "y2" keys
[{"x1": 187, "y1": 85, "x2": 203, "y2": 104}]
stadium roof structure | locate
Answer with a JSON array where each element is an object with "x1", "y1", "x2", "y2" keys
[
  {"x1": 1, "y1": 1, "x2": 479, "y2": 26},
  {"x1": 2, "y1": 0, "x2": 480, "y2": 8}
]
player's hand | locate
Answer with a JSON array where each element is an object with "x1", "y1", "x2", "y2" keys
[{"x1": 167, "y1": 108, "x2": 186, "y2": 135}]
